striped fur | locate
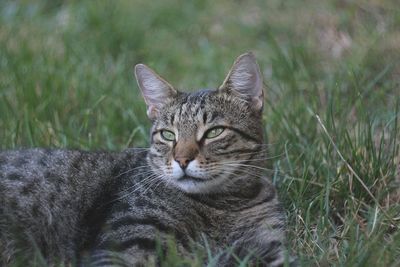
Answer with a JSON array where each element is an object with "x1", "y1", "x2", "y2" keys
[{"x1": 0, "y1": 53, "x2": 295, "y2": 266}]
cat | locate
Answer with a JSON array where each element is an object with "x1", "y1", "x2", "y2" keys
[{"x1": 0, "y1": 52, "x2": 295, "y2": 266}]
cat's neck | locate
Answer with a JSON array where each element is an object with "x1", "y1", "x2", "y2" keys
[{"x1": 186, "y1": 178, "x2": 275, "y2": 211}]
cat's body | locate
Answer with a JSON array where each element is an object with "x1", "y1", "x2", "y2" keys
[
  {"x1": 0, "y1": 53, "x2": 294, "y2": 266},
  {"x1": 0, "y1": 149, "x2": 120, "y2": 263}
]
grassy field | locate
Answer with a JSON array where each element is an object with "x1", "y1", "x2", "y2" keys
[{"x1": 1, "y1": 0, "x2": 399, "y2": 266}]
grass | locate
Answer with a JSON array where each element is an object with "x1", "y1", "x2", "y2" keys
[{"x1": 1, "y1": 0, "x2": 399, "y2": 266}]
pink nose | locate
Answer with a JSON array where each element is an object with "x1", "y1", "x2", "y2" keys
[{"x1": 175, "y1": 157, "x2": 193, "y2": 169}]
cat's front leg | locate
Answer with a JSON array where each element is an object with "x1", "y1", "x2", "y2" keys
[
  {"x1": 236, "y1": 224, "x2": 298, "y2": 267},
  {"x1": 218, "y1": 233, "x2": 296, "y2": 267},
  {"x1": 224, "y1": 196, "x2": 297, "y2": 266},
  {"x1": 82, "y1": 249, "x2": 156, "y2": 267},
  {"x1": 243, "y1": 235, "x2": 296, "y2": 267}
]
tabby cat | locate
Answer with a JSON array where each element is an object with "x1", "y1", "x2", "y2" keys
[{"x1": 0, "y1": 53, "x2": 294, "y2": 266}]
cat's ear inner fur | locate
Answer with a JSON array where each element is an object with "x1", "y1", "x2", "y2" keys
[
  {"x1": 134, "y1": 64, "x2": 177, "y2": 119},
  {"x1": 219, "y1": 52, "x2": 264, "y2": 111}
]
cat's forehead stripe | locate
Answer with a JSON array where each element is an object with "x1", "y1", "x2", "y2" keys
[{"x1": 155, "y1": 88, "x2": 261, "y2": 143}]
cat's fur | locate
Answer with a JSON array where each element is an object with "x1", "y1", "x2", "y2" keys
[{"x1": 0, "y1": 53, "x2": 294, "y2": 266}]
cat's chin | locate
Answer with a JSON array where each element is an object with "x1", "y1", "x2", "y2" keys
[
  {"x1": 172, "y1": 175, "x2": 224, "y2": 194},
  {"x1": 178, "y1": 175, "x2": 205, "y2": 182}
]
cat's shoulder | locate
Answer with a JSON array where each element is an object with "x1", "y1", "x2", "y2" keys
[
  {"x1": 0, "y1": 147, "x2": 148, "y2": 168},
  {"x1": 0, "y1": 148, "x2": 105, "y2": 166}
]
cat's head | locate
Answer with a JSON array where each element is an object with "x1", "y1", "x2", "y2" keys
[{"x1": 134, "y1": 53, "x2": 265, "y2": 194}]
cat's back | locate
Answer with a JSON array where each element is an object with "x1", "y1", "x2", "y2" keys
[
  {"x1": 1, "y1": 148, "x2": 88, "y2": 184},
  {"x1": 0, "y1": 148, "x2": 133, "y2": 265},
  {"x1": 0, "y1": 148, "x2": 118, "y2": 204}
]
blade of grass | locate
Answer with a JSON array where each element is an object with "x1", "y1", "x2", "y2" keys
[{"x1": 315, "y1": 114, "x2": 396, "y2": 226}]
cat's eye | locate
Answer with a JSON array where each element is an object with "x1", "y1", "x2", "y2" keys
[
  {"x1": 205, "y1": 127, "x2": 225, "y2": 139},
  {"x1": 160, "y1": 130, "x2": 175, "y2": 141}
]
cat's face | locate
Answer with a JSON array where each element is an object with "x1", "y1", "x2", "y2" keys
[{"x1": 135, "y1": 53, "x2": 265, "y2": 194}]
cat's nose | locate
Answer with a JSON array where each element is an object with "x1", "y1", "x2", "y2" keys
[{"x1": 175, "y1": 157, "x2": 193, "y2": 170}]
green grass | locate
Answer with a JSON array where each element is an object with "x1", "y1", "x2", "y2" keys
[{"x1": 1, "y1": 0, "x2": 399, "y2": 266}]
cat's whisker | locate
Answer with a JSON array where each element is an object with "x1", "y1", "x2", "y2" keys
[
  {"x1": 117, "y1": 171, "x2": 160, "y2": 194},
  {"x1": 216, "y1": 148, "x2": 269, "y2": 157},
  {"x1": 210, "y1": 165, "x2": 308, "y2": 186},
  {"x1": 108, "y1": 172, "x2": 162, "y2": 203},
  {"x1": 209, "y1": 149, "x2": 283, "y2": 160},
  {"x1": 125, "y1": 171, "x2": 162, "y2": 189},
  {"x1": 213, "y1": 148, "x2": 284, "y2": 159},
  {"x1": 207, "y1": 163, "x2": 272, "y2": 172},
  {"x1": 113, "y1": 165, "x2": 151, "y2": 178},
  {"x1": 206, "y1": 166, "x2": 274, "y2": 181},
  {"x1": 133, "y1": 173, "x2": 167, "y2": 197},
  {"x1": 141, "y1": 176, "x2": 165, "y2": 196},
  {"x1": 116, "y1": 169, "x2": 156, "y2": 186},
  {"x1": 207, "y1": 168, "x2": 266, "y2": 181},
  {"x1": 208, "y1": 166, "x2": 266, "y2": 174},
  {"x1": 223, "y1": 163, "x2": 303, "y2": 176},
  {"x1": 207, "y1": 164, "x2": 307, "y2": 184},
  {"x1": 115, "y1": 175, "x2": 161, "y2": 202},
  {"x1": 255, "y1": 143, "x2": 282, "y2": 147},
  {"x1": 220, "y1": 163, "x2": 274, "y2": 172},
  {"x1": 207, "y1": 153, "x2": 285, "y2": 166},
  {"x1": 152, "y1": 178, "x2": 166, "y2": 192}
]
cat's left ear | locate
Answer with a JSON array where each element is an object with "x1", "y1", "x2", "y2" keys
[
  {"x1": 219, "y1": 52, "x2": 264, "y2": 111},
  {"x1": 134, "y1": 64, "x2": 177, "y2": 120}
]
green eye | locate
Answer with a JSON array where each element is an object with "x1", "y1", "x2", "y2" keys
[
  {"x1": 160, "y1": 130, "x2": 175, "y2": 141},
  {"x1": 205, "y1": 127, "x2": 225, "y2": 139}
]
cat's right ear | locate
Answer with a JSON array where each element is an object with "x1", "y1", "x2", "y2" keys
[
  {"x1": 134, "y1": 64, "x2": 177, "y2": 120},
  {"x1": 219, "y1": 52, "x2": 264, "y2": 112}
]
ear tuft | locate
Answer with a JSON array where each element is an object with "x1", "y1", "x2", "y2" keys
[
  {"x1": 219, "y1": 52, "x2": 264, "y2": 111},
  {"x1": 134, "y1": 64, "x2": 177, "y2": 119}
]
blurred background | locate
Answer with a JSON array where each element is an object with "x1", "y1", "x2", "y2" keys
[{"x1": 0, "y1": 0, "x2": 399, "y2": 265}]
